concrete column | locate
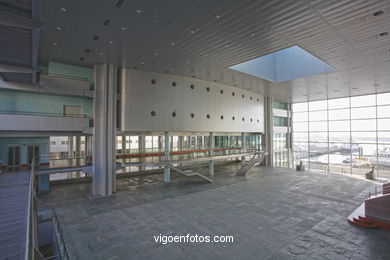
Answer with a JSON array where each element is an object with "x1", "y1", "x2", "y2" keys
[
  {"x1": 139, "y1": 135, "x2": 144, "y2": 171},
  {"x1": 178, "y1": 136, "x2": 183, "y2": 151},
  {"x1": 241, "y1": 132, "x2": 246, "y2": 165},
  {"x1": 163, "y1": 131, "x2": 170, "y2": 183},
  {"x1": 122, "y1": 136, "x2": 126, "y2": 154},
  {"x1": 75, "y1": 136, "x2": 81, "y2": 158},
  {"x1": 158, "y1": 136, "x2": 163, "y2": 152},
  {"x1": 209, "y1": 132, "x2": 214, "y2": 175},
  {"x1": 188, "y1": 136, "x2": 191, "y2": 150},
  {"x1": 92, "y1": 64, "x2": 117, "y2": 196},
  {"x1": 264, "y1": 96, "x2": 274, "y2": 167},
  {"x1": 68, "y1": 136, "x2": 74, "y2": 158}
]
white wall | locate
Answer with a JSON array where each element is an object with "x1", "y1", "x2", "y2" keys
[{"x1": 120, "y1": 69, "x2": 264, "y2": 133}]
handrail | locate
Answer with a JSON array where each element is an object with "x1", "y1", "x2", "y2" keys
[
  {"x1": 0, "y1": 109, "x2": 91, "y2": 118},
  {"x1": 26, "y1": 160, "x2": 35, "y2": 260},
  {"x1": 367, "y1": 186, "x2": 383, "y2": 199}
]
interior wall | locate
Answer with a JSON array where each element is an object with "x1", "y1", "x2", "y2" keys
[{"x1": 120, "y1": 69, "x2": 264, "y2": 133}]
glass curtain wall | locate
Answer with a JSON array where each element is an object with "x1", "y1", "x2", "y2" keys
[{"x1": 292, "y1": 93, "x2": 390, "y2": 180}]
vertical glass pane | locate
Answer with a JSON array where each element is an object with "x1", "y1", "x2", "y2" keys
[
  {"x1": 377, "y1": 105, "x2": 390, "y2": 118},
  {"x1": 309, "y1": 110, "x2": 327, "y2": 121},
  {"x1": 309, "y1": 121, "x2": 327, "y2": 132},
  {"x1": 329, "y1": 120, "x2": 350, "y2": 131},
  {"x1": 292, "y1": 102, "x2": 308, "y2": 112},
  {"x1": 351, "y1": 94, "x2": 376, "y2": 107},
  {"x1": 377, "y1": 93, "x2": 390, "y2": 105},
  {"x1": 329, "y1": 132, "x2": 350, "y2": 143},
  {"x1": 328, "y1": 97, "x2": 350, "y2": 109},
  {"x1": 351, "y1": 119, "x2": 376, "y2": 131},
  {"x1": 309, "y1": 100, "x2": 327, "y2": 111},
  {"x1": 293, "y1": 122, "x2": 308, "y2": 132},
  {"x1": 293, "y1": 132, "x2": 308, "y2": 142},
  {"x1": 351, "y1": 132, "x2": 376, "y2": 144},
  {"x1": 309, "y1": 132, "x2": 328, "y2": 142},
  {"x1": 378, "y1": 119, "x2": 390, "y2": 131},
  {"x1": 378, "y1": 132, "x2": 390, "y2": 144},
  {"x1": 328, "y1": 109, "x2": 349, "y2": 120},
  {"x1": 293, "y1": 112, "x2": 308, "y2": 122},
  {"x1": 351, "y1": 107, "x2": 376, "y2": 119}
]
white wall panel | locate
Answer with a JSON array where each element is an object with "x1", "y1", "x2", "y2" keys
[{"x1": 120, "y1": 69, "x2": 264, "y2": 133}]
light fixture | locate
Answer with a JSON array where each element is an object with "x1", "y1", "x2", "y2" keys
[
  {"x1": 93, "y1": 35, "x2": 100, "y2": 40},
  {"x1": 170, "y1": 42, "x2": 175, "y2": 46},
  {"x1": 186, "y1": 61, "x2": 191, "y2": 64},
  {"x1": 140, "y1": 61, "x2": 145, "y2": 65},
  {"x1": 52, "y1": 41, "x2": 57, "y2": 46},
  {"x1": 373, "y1": 10, "x2": 384, "y2": 16},
  {"x1": 99, "y1": 52, "x2": 103, "y2": 56},
  {"x1": 250, "y1": 33, "x2": 256, "y2": 37},
  {"x1": 103, "y1": 19, "x2": 111, "y2": 26},
  {"x1": 215, "y1": 15, "x2": 221, "y2": 19},
  {"x1": 121, "y1": 26, "x2": 126, "y2": 31},
  {"x1": 154, "y1": 52, "x2": 159, "y2": 56},
  {"x1": 379, "y1": 32, "x2": 389, "y2": 37},
  {"x1": 60, "y1": 7, "x2": 66, "y2": 12},
  {"x1": 56, "y1": 26, "x2": 62, "y2": 31},
  {"x1": 136, "y1": 9, "x2": 142, "y2": 14},
  {"x1": 109, "y1": 40, "x2": 114, "y2": 44},
  {"x1": 190, "y1": 29, "x2": 195, "y2": 34}
]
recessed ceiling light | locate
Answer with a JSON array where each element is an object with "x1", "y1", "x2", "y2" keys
[
  {"x1": 373, "y1": 10, "x2": 384, "y2": 16},
  {"x1": 215, "y1": 15, "x2": 221, "y2": 19},
  {"x1": 109, "y1": 40, "x2": 114, "y2": 44},
  {"x1": 121, "y1": 26, "x2": 126, "y2": 31},
  {"x1": 379, "y1": 32, "x2": 389, "y2": 37},
  {"x1": 99, "y1": 52, "x2": 103, "y2": 55},
  {"x1": 52, "y1": 41, "x2": 57, "y2": 46},
  {"x1": 154, "y1": 52, "x2": 159, "y2": 56},
  {"x1": 190, "y1": 29, "x2": 195, "y2": 34},
  {"x1": 140, "y1": 61, "x2": 144, "y2": 65},
  {"x1": 186, "y1": 61, "x2": 191, "y2": 64},
  {"x1": 136, "y1": 9, "x2": 142, "y2": 14},
  {"x1": 204, "y1": 53, "x2": 208, "y2": 56},
  {"x1": 170, "y1": 42, "x2": 175, "y2": 46},
  {"x1": 60, "y1": 7, "x2": 66, "y2": 12},
  {"x1": 56, "y1": 26, "x2": 62, "y2": 31}
]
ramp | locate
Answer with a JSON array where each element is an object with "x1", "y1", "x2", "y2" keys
[
  {"x1": 235, "y1": 152, "x2": 267, "y2": 176},
  {"x1": 168, "y1": 164, "x2": 214, "y2": 183}
]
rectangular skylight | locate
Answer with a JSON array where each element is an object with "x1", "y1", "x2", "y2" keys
[{"x1": 229, "y1": 45, "x2": 336, "y2": 82}]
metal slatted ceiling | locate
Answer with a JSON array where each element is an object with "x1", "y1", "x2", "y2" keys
[{"x1": 38, "y1": 0, "x2": 390, "y2": 100}]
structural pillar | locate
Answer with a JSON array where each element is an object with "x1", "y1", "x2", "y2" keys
[
  {"x1": 75, "y1": 136, "x2": 81, "y2": 158},
  {"x1": 68, "y1": 136, "x2": 74, "y2": 158},
  {"x1": 92, "y1": 63, "x2": 117, "y2": 196},
  {"x1": 122, "y1": 135, "x2": 126, "y2": 154},
  {"x1": 241, "y1": 132, "x2": 246, "y2": 165},
  {"x1": 264, "y1": 96, "x2": 274, "y2": 167},
  {"x1": 209, "y1": 132, "x2": 214, "y2": 175},
  {"x1": 163, "y1": 131, "x2": 170, "y2": 183}
]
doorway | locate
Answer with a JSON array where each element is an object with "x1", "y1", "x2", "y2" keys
[
  {"x1": 28, "y1": 144, "x2": 40, "y2": 169},
  {"x1": 7, "y1": 145, "x2": 21, "y2": 172}
]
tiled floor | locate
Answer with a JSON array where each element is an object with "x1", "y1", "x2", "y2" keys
[{"x1": 38, "y1": 163, "x2": 390, "y2": 260}]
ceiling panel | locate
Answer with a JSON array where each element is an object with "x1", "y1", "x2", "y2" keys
[{"x1": 38, "y1": 0, "x2": 390, "y2": 101}]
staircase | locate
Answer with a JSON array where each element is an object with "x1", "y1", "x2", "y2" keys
[
  {"x1": 235, "y1": 152, "x2": 266, "y2": 176},
  {"x1": 348, "y1": 183, "x2": 390, "y2": 231},
  {"x1": 167, "y1": 164, "x2": 213, "y2": 183}
]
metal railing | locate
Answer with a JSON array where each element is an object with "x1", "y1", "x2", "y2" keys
[{"x1": 367, "y1": 186, "x2": 383, "y2": 199}]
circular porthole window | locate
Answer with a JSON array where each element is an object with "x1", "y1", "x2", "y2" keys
[
  {"x1": 172, "y1": 81, "x2": 177, "y2": 87},
  {"x1": 206, "y1": 87, "x2": 210, "y2": 92},
  {"x1": 250, "y1": 118, "x2": 253, "y2": 122},
  {"x1": 232, "y1": 116, "x2": 235, "y2": 120},
  {"x1": 151, "y1": 79, "x2": 156, "y2": 84},
  {"x1": 242, "y1": 117, "x2": 245, "y2": 122},
  {"x1": 151, "y1": 111, "x2": 156, "y2": 116},
  {"x1": 232, "y1": 92, "x2": 235, "y2": 96},
  {"x1": 220, "y1": 115, "x2": 224, "y2": 120},
  {"x1": 250, "y1": 96, "x2": 253, "y2": 100},
  {"x1": 242, "y1": 94, "x2": 245, "y2": 99},
  {"x1": 257, "y1": 119, "x2": 259, "y2": 123},
  {"x1": 190, "y1": 84, "x2": 195, "y2": 90},
  {"x1": 190, "y1": 113, "x2": 195, "y2": 118},
  {"x1": 257, "y1": 98, "x2": 259, "y2": 102},
  {"x1": 206, "y1": 114, "x2": 210, "y2": 119},
  {"x1": 172, "y1": 112, "x2": 177, "y2": 117},
  {"x1": 220, "y1": 89, "x2": 224, "y2": 94}
]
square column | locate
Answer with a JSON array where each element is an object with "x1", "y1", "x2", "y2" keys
[
  {"x1": 92, "y1": 64, "x2": 117, "y2": 196},
  {"x1": 163, "y1": 131, "x2": 170, "y2": 183},
  {"x1": 122, "y1": 136, "x2": 126, "y2": 154},
  {"x1": 209, "y1": 132, "x2": 214, "y2": 175},
  {"x1": 264, "y1": 97, "x2": 274, "y2": 167},
  {"x1": 241, "y1": 132, "x2": 246, "y2": 165}
]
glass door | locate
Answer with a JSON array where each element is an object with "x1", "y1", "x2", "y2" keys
[{"x1": 7, "y1": 145, "x2": 21, "y2": 172}]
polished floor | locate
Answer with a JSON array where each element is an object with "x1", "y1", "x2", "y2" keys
[{"x1": 38, "y1": 163, "x2": 390, "y2": 260}]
